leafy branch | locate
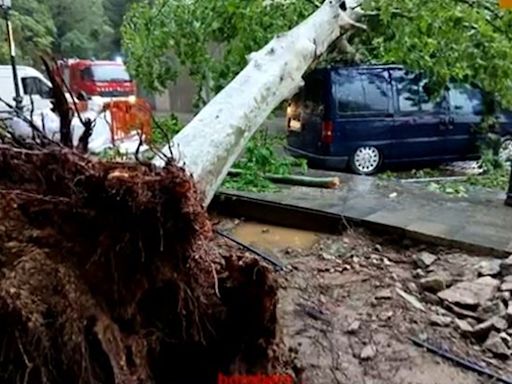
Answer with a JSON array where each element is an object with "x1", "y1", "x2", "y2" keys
[{"x1": 223, "y1": 130, "x2": 307, "y2": 192}]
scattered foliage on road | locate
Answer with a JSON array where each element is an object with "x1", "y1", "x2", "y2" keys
[
  {"x1": 223, "y1": 130, "x2": 307, "y2": 192},
  {"x1": 379, "y1": 156, "x2": 510, "y2": 198}
]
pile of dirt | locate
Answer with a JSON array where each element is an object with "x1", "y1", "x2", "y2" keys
[
  {"x1": 0, "y1": 144, "x2": 282, "y2": 384},
  {"x1": 416, "y1": 253, "x2": 512, "y2": 359},
  {"x1": 223, "y1": 221, "x2": 512, "y2": 384}
]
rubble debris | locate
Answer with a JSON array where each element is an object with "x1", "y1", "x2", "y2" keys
[
  {"x1": 502, "y1": 283, "x2": 512, "y2": 292},
  {"x1": 413, "y1": 269, "x2": 427, "y2": 279},
  {"x1": 375, "y1": 288, "x2": 393, "y2": 300},
  {"x1": 379, "y1": 310, "x2": 394, "y2": 320},
  {"x1": 406, "y1": 281, "x2": 419, "y2": 293},
  {"x1": 501, "y1": 276, "x2": 512, "y2": 291},
  {"x1": 507, "y1": 302, "x2": 512, "y2": 321},
  {"x1": 477, "y1": 301, "x2": 506, "y2": 320},
  {"x1": 347, "y1": 320, "x2": 361, "y2": 334},
  {"x1": 297, "y1": 303, "x2": 331, "y2": 326},
  {"x1": 454, "y1": 319, "x2": 474, "y2": 334},
  {"x1": 501, "y1": 256, "x2": 512, "y2": 276},
  {"x1": 500, "y1": 332, "x2": 512, "y2": 347},
  {"x1": 423, "y1": 292, "x2": 442, "y2": 305},
  {"x1": 396, "y1": 288, "x2": 425, "y2": 311},
  {"x1": 419, "y1": 273, "x2": 451, "y2": 293},
  {"x1": 476, "y1": 260, "x2": 502, "y2": 276},
  {"x1": 472, "y1": 317, "x2": 508, "y2": 339},
  {"x1": 414, "y1": 251, "x2": 438, "y2": 269},
  {"x1": 483, "y1": 331, "x2": 511, "y2": 359},
  {"x1": 446, "y1": 303, "x2": 480, "y2": 320},
  {"x1": 437, "y1": 277, "x2": 500, "y2": 307},
  {"x1": 429, "y1": 314, "x2": 452, "y2": 327},
  {"x1": 494, "y1": 317, "x2": 509, "y2": 332},
  {"x1": 279, "y1": 229, "x2": 512, "y2": 383},
  {"x1": 497, "y1": 291, "x2": 511, "y2": 302},
  {"x1": 360, "y1": 344, "x2": 377, "y2": 360},
  {"x1": 410, "y1": 336, "x2": 512, "y2": 383}
]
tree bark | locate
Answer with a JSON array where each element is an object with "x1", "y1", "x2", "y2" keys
[
  {"x1": 153, "y1": 0, "x2": 361, "y2": 206},
  {"x1": 228, "y1": 169, "x2": 341, "y2": 189}
]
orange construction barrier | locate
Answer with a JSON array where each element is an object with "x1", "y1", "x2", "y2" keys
[
  {"x1": 75, "y1": 100, "x2": 88, "y2": 114},
  {"x1": 103, "y1": 99, "x2": 152, "y2": 142}
]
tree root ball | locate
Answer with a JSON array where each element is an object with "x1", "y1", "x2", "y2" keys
[{"x1": 0, "y1": 145, "x2": 282, "y2": 384}]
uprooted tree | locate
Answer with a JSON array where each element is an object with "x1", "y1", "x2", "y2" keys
[
  {"x1": 0, "y1": 65, "x2": 283, "y2": 384},
  {"x1": 0, "y1": 1, "x2": 362, "y2": 383},
  {"x1": 124, "y1": 0, "x2": 512, "y2": 203},
  {"x1": 150, "y1": 0, "x2": 363, "y2": 205},
  {"x1": 3, "y1": 0, "x2": 512, "y2": 382}
]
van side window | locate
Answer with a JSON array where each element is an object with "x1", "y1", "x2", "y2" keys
[
  {"x1": 22, "y1": 77, "x2": 52, "y2": 99},
  {"x1": 22, "y1": 77, "x2": 38, "y2": 95},
  {"x1": 334, "y1": 70, "x2": 391, "y2": 114},
  {"x1": 448, "y1": 84, "x2": 483, "y2": 115},
  {"x1": 395, "y1": 70, "x2": 445, "y2": 113}
]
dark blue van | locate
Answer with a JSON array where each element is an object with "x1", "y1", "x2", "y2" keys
[{"x1": 285, "y1": 65, "x2": 512, "y2": 174}]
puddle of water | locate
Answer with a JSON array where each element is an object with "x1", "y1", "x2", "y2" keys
[{"x1": 231, "y1": 221, "x2": 319, "y2": 251}]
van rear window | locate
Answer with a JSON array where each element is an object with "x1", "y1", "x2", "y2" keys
[
  {"x1": 301, "y1": 71, "x2": 325, "y2": 116},
  {"x1": 333, "y1": 70, "x2": 391, "y2": 115}
]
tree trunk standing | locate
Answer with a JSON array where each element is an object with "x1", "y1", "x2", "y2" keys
[{"x1": 153, "y1": 0, "x2": 361, "y2": 206}]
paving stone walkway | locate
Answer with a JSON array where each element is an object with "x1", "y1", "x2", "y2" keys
[{"x1": 217, "y1": 172, "x2": 512, "y2": 255}]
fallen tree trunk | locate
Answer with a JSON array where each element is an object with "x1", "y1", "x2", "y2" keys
[
  {"x1": 228, "y1": 168, "x2": 341, "y2": 189},
  {"x1": 153, "y1": 0, "x2": 361, "y2": 205}
]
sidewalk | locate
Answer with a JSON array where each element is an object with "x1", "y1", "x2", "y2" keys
[{"x1": 215, "y1": 173, "x2": 512, "y2": 255}]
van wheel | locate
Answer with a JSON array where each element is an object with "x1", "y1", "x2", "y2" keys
[{"x1": 350, "y1": 146, "x2": 382, "y2": 175}]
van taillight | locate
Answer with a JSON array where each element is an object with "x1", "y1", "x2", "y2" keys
[{"x1": 321, "y1": 121, "x2": 333, "y2": 144}]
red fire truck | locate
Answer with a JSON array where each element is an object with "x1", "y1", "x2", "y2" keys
[{"x1": 55, "y1": 59, "x2": 136, "y2": 103}]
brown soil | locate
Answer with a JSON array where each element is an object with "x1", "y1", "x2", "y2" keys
[
  {"x1": 2, "y1": 139, "x2": 510, "y2": 384},
  {"x1": 0, "y1": 145, "x2": 281, "y2": 384},
  {"x1": 218, "y1": 220, "x2": 512, "y2": 384}
]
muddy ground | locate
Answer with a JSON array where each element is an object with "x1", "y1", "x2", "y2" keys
[{"x1": 216, "y1": 220, "x2": 512, "y2": 384}]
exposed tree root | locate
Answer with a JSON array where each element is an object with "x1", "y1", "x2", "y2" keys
[{"x1": 0, "y1": 144, "x2": 282, "y2": 384}]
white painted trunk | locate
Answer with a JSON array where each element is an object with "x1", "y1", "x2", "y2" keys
[{"x1": 153, "y1": 0, "x2": 360, "y2": 206}]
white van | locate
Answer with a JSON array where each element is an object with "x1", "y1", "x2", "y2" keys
[{"x1": 0, "y1": 65, "x2": 53, "y2": 117}]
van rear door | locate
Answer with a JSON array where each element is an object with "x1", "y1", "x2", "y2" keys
[{"x1": 286, "y1": 69, "x2": 328, "y2": 154}]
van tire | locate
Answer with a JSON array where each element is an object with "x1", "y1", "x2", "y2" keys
[{"x1": 350, "y1": 146, "x2": 382, "y2": 175}]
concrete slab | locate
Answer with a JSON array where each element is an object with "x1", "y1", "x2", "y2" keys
[{"x1": 214, "y1": 172, "x2": 512, "y2": 256}]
